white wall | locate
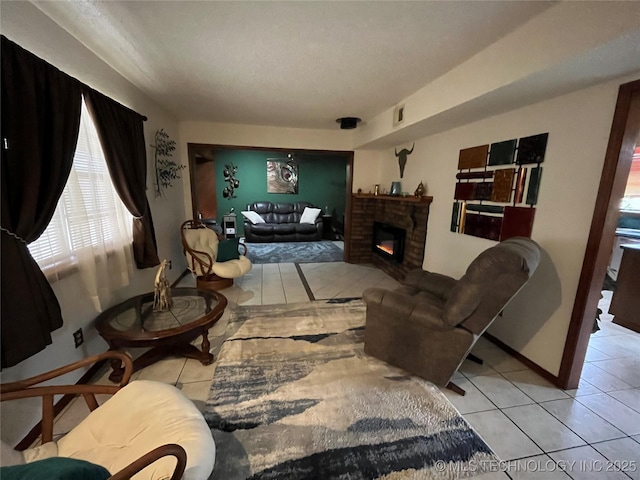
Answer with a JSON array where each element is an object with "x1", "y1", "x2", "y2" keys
[
  {"x1": 352, "y1": 150, "x2": 384, "y2": 194},
  {"x1": 0, "y1": 2, "x2": 185, "y2": 445},
  {"x1": 377, "y1": 76, "x2": 638, "y2": 375}
]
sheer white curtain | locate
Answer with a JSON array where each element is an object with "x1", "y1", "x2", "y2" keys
[{"x1": 28, "y1": 98, "x2": 134, "y2": 311}]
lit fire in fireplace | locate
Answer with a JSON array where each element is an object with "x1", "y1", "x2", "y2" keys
[
  {"x1": 372, "y1": 222, "x2": 405, "y2": 263},
  {"x1": 376, "y1": 241, "x2": 395, "y2": 256}
]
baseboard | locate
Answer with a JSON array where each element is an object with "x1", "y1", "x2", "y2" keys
[
  {"x1": 15, "y1": 359, "x2": 107, "y2": 451},
  {"x1": 483, "y1": 333, "x2": 562, "y2": 388}
]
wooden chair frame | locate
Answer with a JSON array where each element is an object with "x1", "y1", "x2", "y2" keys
[{"x1": 0, "y1": 351, "x2": 186, "y2": 480}]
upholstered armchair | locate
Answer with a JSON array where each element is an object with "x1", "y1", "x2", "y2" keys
[
  {"x1": 0, "y1": 351, "x2": 215, "y2": 480},
  {"x1": 181, "y1": 219, "x2": 252, "y2": 290},
  {"x1": 363, "y1": 237, "x2": 541, "y2": 395}
]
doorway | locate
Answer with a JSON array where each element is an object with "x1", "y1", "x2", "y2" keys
[
  {"x1": 559, "y1": 79, "x2": 640, "y2": 389},
  {"x1": 186, "y1": 144, "x2": 354, "y2": 254},
  {"x1": 187, "y1": 144, "x2": 219, "y2": 222}
]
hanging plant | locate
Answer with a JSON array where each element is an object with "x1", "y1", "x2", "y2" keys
[{"x1": 152, "y1": 129, "x2": 185, "y2": 197}]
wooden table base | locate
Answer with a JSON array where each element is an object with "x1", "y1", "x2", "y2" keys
[
  {"x1": 108, "y1": 334, "x2": 214, "y2": 383},
  {"x1": 96, "y1": 288, "x2": 227, "y2": 383}
]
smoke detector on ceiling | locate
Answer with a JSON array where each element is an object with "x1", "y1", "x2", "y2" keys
[{"x1": 336, "y1": 117, "x2": 361, "y2": 129}]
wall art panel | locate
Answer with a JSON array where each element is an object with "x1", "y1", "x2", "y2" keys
[{"x1": 450, "y1": 132, "x2": 547, "y2": 242}]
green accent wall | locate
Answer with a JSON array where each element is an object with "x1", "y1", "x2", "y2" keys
[{"x1": 213, "y1": 150, "x2": 348, "y2": 236}]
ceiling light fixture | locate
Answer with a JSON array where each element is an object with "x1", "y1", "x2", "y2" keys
[{"x1": 336, "y1": 117, "x2": 361, "y2": 130}]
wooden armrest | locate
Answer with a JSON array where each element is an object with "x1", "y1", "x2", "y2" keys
[
  {"x1": 1, "y1": 351, "x2": 133, "y2": 394},
  {"x1": 0, "y1": 351, "x2": 133, "y2": 445},
  {"x1": 181, "y1": 220, "x2": 215, "y2": 273},
  {"x1": 109, "y1": 444, "x2": 186, "y2": 480},
  {"x1": 186, "y1": 248, "x2": 214, "y2": 273}
]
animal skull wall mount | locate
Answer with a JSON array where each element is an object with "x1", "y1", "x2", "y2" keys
[{"x1": 394, "y1": 143, "x2": 415, "y2": 179}]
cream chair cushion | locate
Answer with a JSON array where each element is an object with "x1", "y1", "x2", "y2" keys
[
  {"x1": 22, "y1": 381, "x2": 215, "y2": 480},
  {"x1": 212, "y1": 256, "x2": 252, "y2": 278}
]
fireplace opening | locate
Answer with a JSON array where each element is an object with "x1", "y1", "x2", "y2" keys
[{"x1": 372, "y1": 222, "x2": 405, "y2": 263}]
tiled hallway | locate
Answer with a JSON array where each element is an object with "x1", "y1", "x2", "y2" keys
[
  {"x1": 52, "y1": 253, "x2": 640, "y2": 479},
  {"x1": 447, "y1": 288, "x2": 640, "y2": 479}
]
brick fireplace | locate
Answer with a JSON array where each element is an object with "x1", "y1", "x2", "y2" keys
[{"x1": 346, "y1": 194, "x2": 432, "y2": 281}]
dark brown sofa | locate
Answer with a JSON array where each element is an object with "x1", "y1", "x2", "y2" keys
[
  {"x1": 243, "y1": 201, "x2": 323, "y2": 243},
  {"x1": 362, "y1": 237, "x2": 541, "y2": 393}
]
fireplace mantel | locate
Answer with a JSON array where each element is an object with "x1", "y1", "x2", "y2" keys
[
  {"x1": 346, "y1": 194, "x2": 432, "y2": 281},
  {"x1": 353, "y1": 193, "x2": 433, "y2": 203}
]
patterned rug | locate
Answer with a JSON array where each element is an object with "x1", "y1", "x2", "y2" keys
[
  {"x1": 204, "y1": 301, "x2": 497, "y2": 479},
  {"x1": 244, "y1": 241, "x2": 344, "y2": 264}
]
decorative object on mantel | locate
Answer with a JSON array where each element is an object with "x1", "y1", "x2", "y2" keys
[
  {"x1": 389, "y1": 181, "x2": 402, "y2": 196},
  {"x1": 394, "y1": 143, "x2": 414, "y2": 178},
  {"x1": 153, "y1": 259, "x2": 172, "y2": 311},
  {"x1": 451, "y1": 132, "x2": 548, "y2": 241},
  {"x1": 353, "y1": 192, "x2": 432, "y2": 203},
  {"x1": 222, "y1": 163, "x2": 239, "y2": 198},
  {"x1": 414, "y1": 181, "x2": 426, "y2": 197},
  {"x1": 152, "y1": 129, "x2": 185, "y2": 198}
]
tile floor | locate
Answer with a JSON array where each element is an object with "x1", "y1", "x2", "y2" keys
[{"x1": 51, "y1": 247, "x2": 640, "y2": 479}]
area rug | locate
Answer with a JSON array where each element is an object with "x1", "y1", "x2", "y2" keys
[
  {"x1": 204, "y1": 301, "x2": 497, "y2": 479},
  {"x1": 244, "y1": 241, "x2": 344, "y2": 264}
]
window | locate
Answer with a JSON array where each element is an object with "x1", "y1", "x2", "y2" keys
[
  {"x1": 28, "y1": 98, "x2": 133, "y2": 280},
  {"x1": 620, "y1": 146, "x2": 640, "y2": 212}
]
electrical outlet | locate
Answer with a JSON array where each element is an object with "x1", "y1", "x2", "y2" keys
[{"x1": 73, "y1": 328, "x2": 84, "y2": 348}]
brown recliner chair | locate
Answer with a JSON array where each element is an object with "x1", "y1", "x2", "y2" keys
[{"x1": 363, "y1": 237, "x2": 541, "y2": 395}]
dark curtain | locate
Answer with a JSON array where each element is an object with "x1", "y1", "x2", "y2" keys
[
  {"x1": 1, "y1": 36, "x2": 82, "y2": 368},
  {"x1": 83, "y1": 89, "x2": 160, "y2": 269}
]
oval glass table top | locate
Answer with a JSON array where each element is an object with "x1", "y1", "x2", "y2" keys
[{"x1": 96, "y1": 288, "x2": 226, "y2": 340}]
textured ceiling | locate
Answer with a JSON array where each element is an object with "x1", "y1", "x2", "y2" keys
[{"x1": 32, "y1": 0, "x2": 555, "y2": 130}]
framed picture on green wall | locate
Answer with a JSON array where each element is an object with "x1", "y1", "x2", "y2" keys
[{"x1": 267, "y1": 160, "x2": 298, "y2": 194}]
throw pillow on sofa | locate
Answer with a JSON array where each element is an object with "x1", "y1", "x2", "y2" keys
[
  {"x1": 241, "y1": 211, "x2": 265, "y2": 224},
  {"x1": 300, "y1": 207, "x2": 321, "y2": 224}
]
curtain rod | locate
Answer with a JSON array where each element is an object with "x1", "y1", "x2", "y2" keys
[{"x1": 2, "y1": 35, "x2": 148, "y2": 122}]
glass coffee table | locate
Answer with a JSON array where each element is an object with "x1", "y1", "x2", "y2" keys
[{"x1": 95, "y1": 288, "x2": 227, "y2": 382}]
